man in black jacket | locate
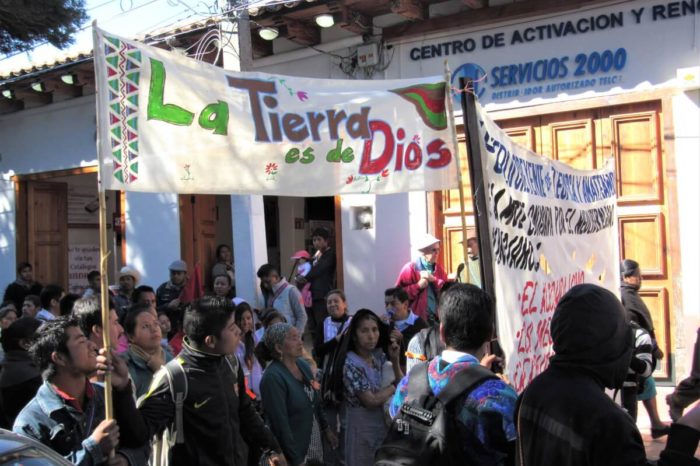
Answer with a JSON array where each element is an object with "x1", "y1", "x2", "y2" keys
[
  {"x1": 297, "y1": 228, "x2": 336, "y2": 352},
  {"x1": 136, "y1": 296, "x2": 286, "y2": 466},
  {"x1": 516, "y1": 284, "x2": 700, "y2": 466}
]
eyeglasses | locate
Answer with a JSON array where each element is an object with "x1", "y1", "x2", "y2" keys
[{"x1": 429, "y1": 247, "x2": 440, "y2": 252}]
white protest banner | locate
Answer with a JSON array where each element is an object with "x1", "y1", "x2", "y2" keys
[
  {"x1": 93, "y1": 26, "x2": 458, "y2": 196},
  {"x1": 474, "y1": 103, "x2": 620, "y2": 393}
]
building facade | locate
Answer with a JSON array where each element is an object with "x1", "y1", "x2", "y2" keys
[{"x1": 0, "y1": 0, "x2": 698, "y2": 385}]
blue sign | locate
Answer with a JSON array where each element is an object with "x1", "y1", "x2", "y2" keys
[{"x1": 450, "y1": 48, "x2": 628, "y2": 103}]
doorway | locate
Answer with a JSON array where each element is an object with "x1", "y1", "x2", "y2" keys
[{"x1": 13, "y1": 168, "x2": 122, "y2": 292}]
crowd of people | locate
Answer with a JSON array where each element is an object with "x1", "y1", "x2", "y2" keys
[{"x1": 0, "y1": 229, "x2": 699, "y2": 466}]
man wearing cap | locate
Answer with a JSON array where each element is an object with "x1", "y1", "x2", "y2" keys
[
  {"x1": 113, "y1": 266, "x2": 140, "y2": 321},
  {"x1": 395, "y1": 234, "x2": 448, "y2": 324},
  {"x1": 156, "y1": 260, "x2": 188, "y2": 311}
]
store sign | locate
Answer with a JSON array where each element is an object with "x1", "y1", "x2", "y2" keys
[
  {"x1": 93, "y1": 27, "x2": 458, "y2": 196},
  {"x1": 398, "y1": 0, "x2": 700, "y2": 105},
  {"x1": 474, "y1": 103, "x2": 620, "y2": 392}
]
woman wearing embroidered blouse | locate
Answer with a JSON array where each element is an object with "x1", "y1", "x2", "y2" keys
[
  {"x1": 259, "y1": 323, "x2": 338, "y2": 466},
  {"x1": 342, "y1": 308, "x2": 403, "y2": 466}
]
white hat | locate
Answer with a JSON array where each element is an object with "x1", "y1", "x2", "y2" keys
[
  {"x1": 416, "y1": 234, "x2": 441, "y2": 251},
  {"x1": 117, "y1": 266, "x2": 141, "y2": 284}
]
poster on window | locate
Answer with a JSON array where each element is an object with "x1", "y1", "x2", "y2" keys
[{"x1": 68, "y1": 244, "x2": 100, "y2": 292}]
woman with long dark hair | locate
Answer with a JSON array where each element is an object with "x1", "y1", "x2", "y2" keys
[
  {"x1": 235, "y1": 302, "x2": 263, "y2": 399},
  {"x1": 342, "y1": 308, "x2": 402, "y2": 466}
]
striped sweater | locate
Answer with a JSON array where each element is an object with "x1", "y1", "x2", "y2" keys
[{"x1": 623, "y1": 322, "x2": 653, "y2": 388}]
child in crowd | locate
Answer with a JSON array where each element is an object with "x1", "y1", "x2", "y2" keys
[
  {"x1": 255, "y1": 308, "x2": 287, "y2": 343},
  {"x1": 157, "y1": 311, "x2": 174, "y2": 354},
  {"x1": 292, "y1": 250, "x2": 313, "y2": 308}
]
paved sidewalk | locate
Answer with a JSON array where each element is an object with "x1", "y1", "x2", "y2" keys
[{"x1": 638, "y1": 386, "x2": 700, "y2": 461}]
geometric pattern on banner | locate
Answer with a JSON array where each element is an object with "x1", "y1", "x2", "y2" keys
[{"x1": 103, "y1": 34, "x2": 141, "y2": 185}]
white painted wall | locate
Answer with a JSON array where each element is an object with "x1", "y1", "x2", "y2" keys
[
  {"x1": 672, "y1": 89, "x2": 700, "y2": 381},
  {"x1": 0, "y1": 96, "x2": 97, "y2": 174},
  {"x1": 124, "y1": 192, "x2": 180, "y2": 288},
  {"x1": 0, "y1": 95, "x2": 184, "y2": 290},
  {"x1": 278, "y1": 196, "x2": 307, "y2": 280},
  {"x1": 231, "y1": 194, "x2": 268, "y2": 308},
  {"x1": 0, "y1": 180, "x2": 16, "y2": 288},
  {"x1": 0, "y1": 96, "x2": 98, "y2": 288},
  {"x1": 340, "y1": 192, "x2": 428, "y2": 316}
]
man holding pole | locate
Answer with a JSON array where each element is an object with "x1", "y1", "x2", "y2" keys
[{"x1": 13, "y1": 316, "x2": 147, "y2": 465}]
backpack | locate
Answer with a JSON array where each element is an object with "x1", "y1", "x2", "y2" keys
[
  {"x1": 320, "y1": 327, "x2": 351, "y2": 405},
  {"x1": 375, "y1": 362, "x2": 497, "y2": 466},
  {"x1": 415, "y1": 326, "x2": 444, "y2": 363},
  {"x1": 151, "y1": 356, "x2": 239, "y2": 466}
]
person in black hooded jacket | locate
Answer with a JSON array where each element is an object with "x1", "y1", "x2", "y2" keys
[
  {"x1": 620, "y1": 259, "x2": 670, "y2": 438},
  {"x1": 515, "y1": 284, "x2": 700, "y2": 466}
]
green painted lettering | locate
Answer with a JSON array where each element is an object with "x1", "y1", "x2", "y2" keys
[
  {"x1": 300, "y1": 147, "x2": 315, "y2": 164},
  {"x1": 198, "y1": 101, "x2": 229, "y2": 135},
  {"x1": 147, "y1": 58, "x2": 195, "y2": 125},
  {"x1": 286, "y1": 148, "x2": 300, "y2": 163}
]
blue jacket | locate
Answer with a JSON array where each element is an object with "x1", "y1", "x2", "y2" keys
[
  {"x1": 13, "y1": 380, "x2": 148, "y2": 465},
  {"x1": 122, "y1": 346, "x2": 174, "y2": 398}
]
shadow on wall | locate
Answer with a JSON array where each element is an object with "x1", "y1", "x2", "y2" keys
[
  {"x1": 125, "y1": 191, "x2": 180, "y2": 288},
  {"x1": 344, "y1": 193, "x2": 411, "y2": 315},
  {"x1": 0, "y1": 179, "x2": 16, "y2": 287}
]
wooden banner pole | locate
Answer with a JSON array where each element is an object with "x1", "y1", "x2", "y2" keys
[
  {"x1": 93, "y1": 20, "x2": 114, "y2": 421},
  {"x1": 444, "y1": 63, "x2": 471, "y2": 283},
  {"x1": 458, "y1": 78, "x2": 495, "y2": 298},
  {"x1": 97, "y1": 189, "x2": 113, "y2": 419},
  {"x1": 458, "y1": 78, "x2": 505, "y2": 368}
]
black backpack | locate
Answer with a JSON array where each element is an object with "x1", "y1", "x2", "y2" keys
[
  {"x1": 375, "y1": 362, "x2": 497, "y2": 466},
  {"x1": 415, "y1": 326, "x2": 444, "y2": 363},
  {"x1": 320, "y1": 327, "x2": 351, "y2": 405}
]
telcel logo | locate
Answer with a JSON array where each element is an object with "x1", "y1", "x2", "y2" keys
[{"x1": 451, "y1": 63, "x2": 487, "y2": 102}]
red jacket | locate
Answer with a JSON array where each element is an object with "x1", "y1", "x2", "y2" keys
[{"x1": 395, "y1": 258, "x2": 447, "y2": 321}]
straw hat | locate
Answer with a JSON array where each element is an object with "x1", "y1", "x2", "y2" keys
[{"x1": 117, "y1": 266, "x2": 141, "y2": 284}]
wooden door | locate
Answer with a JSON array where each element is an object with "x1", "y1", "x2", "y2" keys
[
  {"x1": 179, "y1": 194, "x2": 219, "y2": 288},
  {"x1": 602, "y1": 102, "x2": 671, "y2": 379},
  {"x1": 26, "y1": 181, "x2": 68, "y2": 288},
  {"x1": 437, "y1": 101, "x2": 674, "y2": 379}
]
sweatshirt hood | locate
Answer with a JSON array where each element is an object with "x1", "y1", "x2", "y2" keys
[{"x1": 550, "y1": 284, "x2": 633, "y2": 390}]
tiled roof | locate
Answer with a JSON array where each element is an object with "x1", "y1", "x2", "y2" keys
[
  {"x1": 0, "y1": 50, "x2": 93, "y2": 83},
  {"x1": 0, "y1": 17, "x2": 221, "y2": 84}
]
